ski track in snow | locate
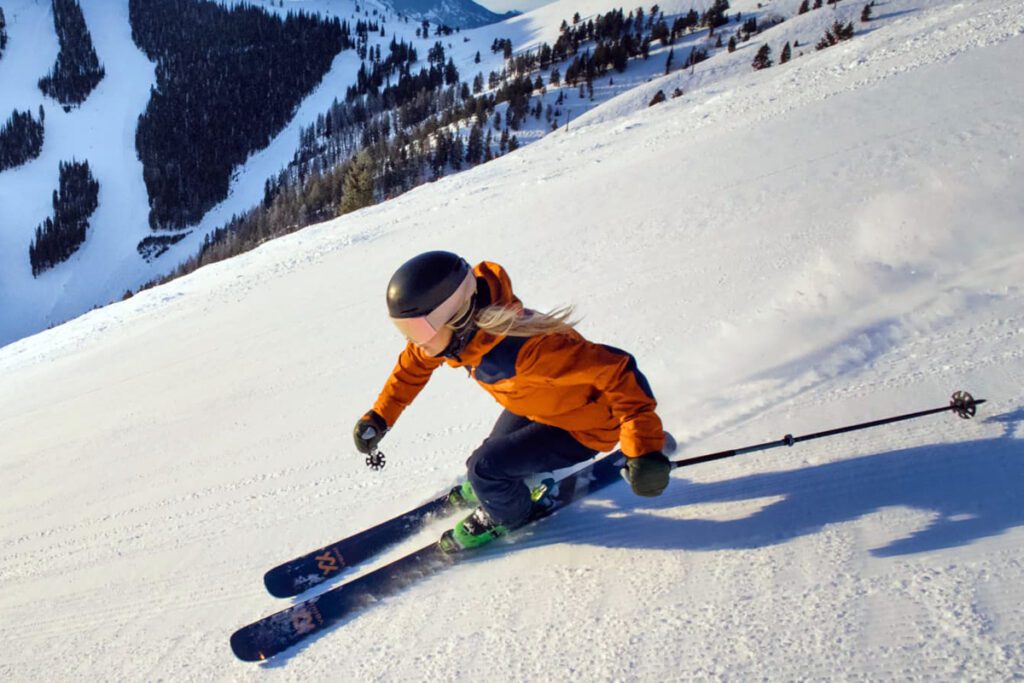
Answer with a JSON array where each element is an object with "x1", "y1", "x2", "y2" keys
[{"x1": 2, "y1": 0, "x2": 1024, "y2": 680}]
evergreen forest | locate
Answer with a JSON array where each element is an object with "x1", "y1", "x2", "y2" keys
[
  {"x1": 0, "y1": 108, "x2": 46, "y2": 172},
  {"x1": 37, "y1": 0, "x2": 105, "y2": 109},
  {"x1": 129, "y1": 0, "x2": 351, "y2": 231},
  {"x1": 29, "y1": 160, "x2": 100, "y2": 277}
]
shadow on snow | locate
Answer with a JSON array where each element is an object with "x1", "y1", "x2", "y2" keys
[{"x1": 525, "y1": 412, "x2": 1023, "y2": 559}]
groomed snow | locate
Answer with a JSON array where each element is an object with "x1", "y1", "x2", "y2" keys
[{"x1": 1, "y1": 0, "x2": 1023, "y2": 679}]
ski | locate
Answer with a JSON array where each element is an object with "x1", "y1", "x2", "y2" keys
[
  {"x1": 262, "y1": 487, "x2": 468, "y2": 598},
  {"x1": 231, "y1": 449, "x2": 630, "y2": 661}
]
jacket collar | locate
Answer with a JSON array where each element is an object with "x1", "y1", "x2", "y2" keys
[
  {"x1": 443, "y1": 328, "x2": 504, "y2": 368},
  {"x1": 441, "y1": 261, "x2": 518, "y2": 368}
]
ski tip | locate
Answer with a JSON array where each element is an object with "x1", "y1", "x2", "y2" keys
[
  {"x1": 230, "y1": 628, "x2": 269, "y2": 662},
  {"x1": 263, "y1": 573, "x2": 294, "y2": 599}
]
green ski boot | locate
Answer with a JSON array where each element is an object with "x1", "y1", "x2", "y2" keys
[
  {"x1": 439, "y1": 508, "x2": 509, "y2": 553},
  {"x1": 438, "y1": 479, "x2": 559, "y2": 553},
  {"x1": 446, "y1": 481, "x2": 479, "y2": 509}
]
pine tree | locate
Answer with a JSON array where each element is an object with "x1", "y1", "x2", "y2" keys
[
  {"x1": 798, "y1": 0, "x2": 810, "y2": 13},
  {"x1": 751, "y1": 44, "x2": 772, "y2": 70},
  {"x1": 664, "y1": 47, "x2": 674, "y2": 74},
  {"x1": 727, "y1": 36, "x2": 736, "y2": 53},
  {"x1": 466, "y1": 124, "x2": 484, "y2": 165},
  {"x1": 450, "y1": 134, "x2": 464, "y2": 171},
  {"x1": 861, "y1": 4, "x2": 872, "y2": 21},
  {"x1": 816, "y1": 21, "x2": 855, "y2": 50},
  {"x1": 780, "y1": 41, "x2": 792, "y2": 64},
  {"x1": 339, "y1": 150, "x2": 375, "y2": 215}
]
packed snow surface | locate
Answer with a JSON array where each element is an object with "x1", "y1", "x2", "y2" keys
[{"x1": 2, "y1": 0, "x2": 1023, "y2": 680}]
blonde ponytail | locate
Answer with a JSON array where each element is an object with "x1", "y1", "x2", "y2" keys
[{"x1": 472, "y1": 304, "x2": 578, "y2": 338}]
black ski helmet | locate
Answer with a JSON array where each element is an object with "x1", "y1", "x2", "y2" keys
[{"x1": 386, "y1": 251, "x2": 471, "y2": 319}]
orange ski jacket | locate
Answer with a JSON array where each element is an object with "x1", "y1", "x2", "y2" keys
[{"x1": 371, "y1": 262, "x2": 665, "y2": 457}]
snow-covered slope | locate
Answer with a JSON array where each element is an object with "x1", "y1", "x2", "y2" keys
[
  {"x1": 1, "y1": 0, "x2": 1023, "y2": 679},
  {"x1": 0, "y1": 0, "x2": 507, "y2": 347}
]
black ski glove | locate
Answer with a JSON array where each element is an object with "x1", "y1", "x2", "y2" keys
[
  {"x1": 353, "y1": 411, "x2": 387, "y2": 454},
  {"x1": 624, "y1": 452, "x2": 671, "y2": 497}
]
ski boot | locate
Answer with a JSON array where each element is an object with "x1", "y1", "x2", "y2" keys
[
  {"x1": 446, "y1": 481, "x2": 479, "y2": 509},
  {"x1": 439, "y1": 508, "x2": 509, "y2": 553},
  {"x1": 438, "y1": 479, "x2": 559, "y2": 553}
]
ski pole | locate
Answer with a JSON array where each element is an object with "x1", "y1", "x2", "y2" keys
[{"x1": 670, "y1": 390, "x2": 985, "y2": 470}]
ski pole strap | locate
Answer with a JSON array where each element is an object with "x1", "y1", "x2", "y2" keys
[{"x1": 670, "y1": 391, "x2": 985, "y2": 471}]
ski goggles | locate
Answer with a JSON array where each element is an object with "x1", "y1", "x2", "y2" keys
[{"x1": 390, "y1": 271, "x2": 477, "y2": 345}]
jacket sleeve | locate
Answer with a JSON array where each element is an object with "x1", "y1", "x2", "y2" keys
[
  {"x1": 371, "y1": 343, "x2": 445, "y2": 427},
  {"x1": 517, "y1": 333, "x2": 665, "y2": 457}
]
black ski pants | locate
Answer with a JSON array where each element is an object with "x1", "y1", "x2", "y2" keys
[{"x1": 466, "y1": 410, "x2": 599, "y2": 527}]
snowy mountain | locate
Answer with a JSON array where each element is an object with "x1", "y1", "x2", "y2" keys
[
  {"x1": 1, "y1": 0, "x2": 521, "y2": 347},
  {"x1": 1, "y1": 0, "x2": 1023, "y2": 679},
  {"x1": 383, "y1": 0, "x2": 517, "y2": 29}
]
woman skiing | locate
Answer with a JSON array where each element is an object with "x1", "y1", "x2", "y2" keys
[{"x1": 354, "y1": 251, "x2": 670, "y2": 550}]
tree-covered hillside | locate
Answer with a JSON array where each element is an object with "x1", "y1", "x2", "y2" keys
[
  {"x1": 142, "y1": 3, "x2": 760, "y2": 286},
  {"x1": 130, "y1": 0, "x2": 351, "y2": 231},
  {"x1": 29, "y1": 159, "x2": 100, "y2": 277},
  {"x1": 0, "y1": 107, "x2": 45, "y2": 172},
  {"x1": 37, "y1": 0, "x2": 105, "y2": 109}
]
